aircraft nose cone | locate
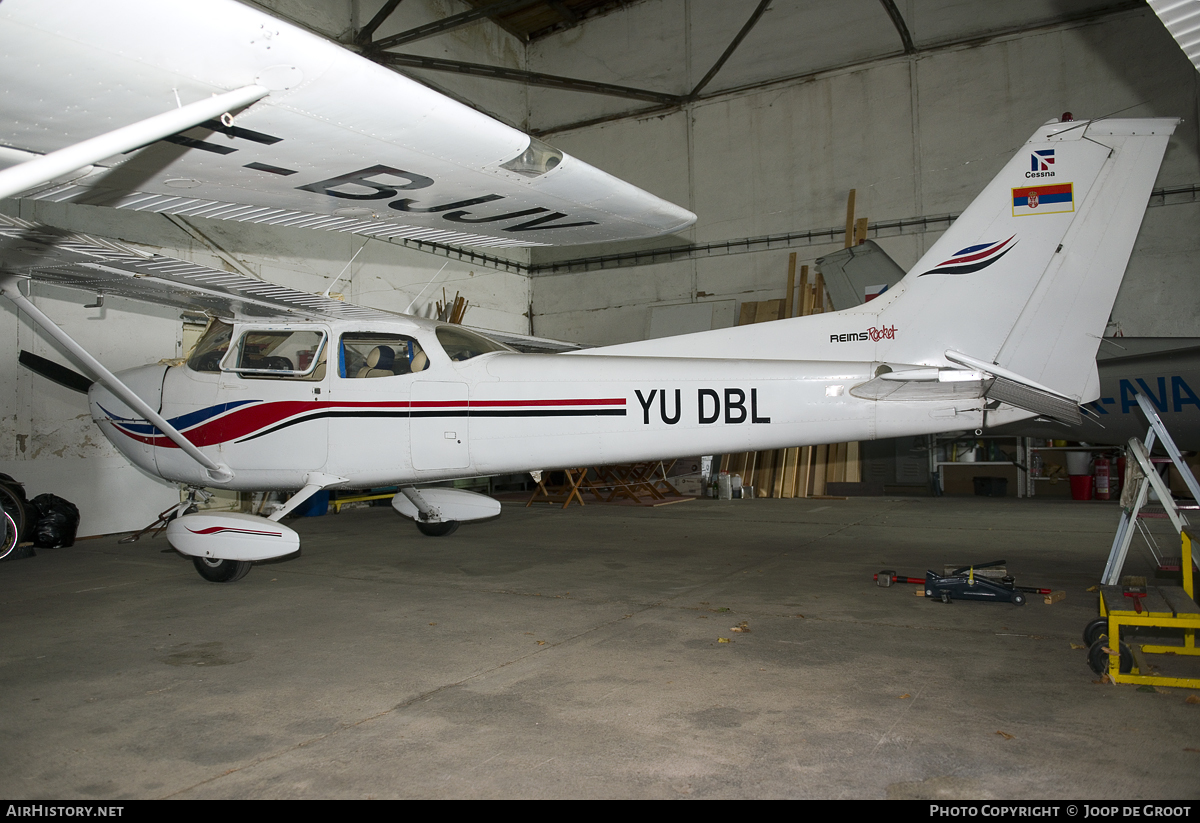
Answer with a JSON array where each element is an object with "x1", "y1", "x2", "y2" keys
[{"x1": 88, "y1": 363, "x2": 169, "y2": 424}]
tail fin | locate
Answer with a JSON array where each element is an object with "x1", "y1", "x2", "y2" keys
[{"x1": 875, "y1": 117, "x2": 1177, "y2": 403}]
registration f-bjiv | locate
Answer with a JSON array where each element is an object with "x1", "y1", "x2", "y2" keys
[{"x1": 0, "y1": 1, "x2": 1177, "y2": 581}]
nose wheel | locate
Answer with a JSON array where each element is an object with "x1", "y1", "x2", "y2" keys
[
  {"x1": 415, "y1": 520, "x2": 459, "y2": 537},
  {"x1": 193, "y1": 556, "x2": 252, "y2": 582}
]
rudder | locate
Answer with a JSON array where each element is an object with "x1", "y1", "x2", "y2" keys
[{"x1": 873, "y1": 116, "x2": 1177, "y2": 406}]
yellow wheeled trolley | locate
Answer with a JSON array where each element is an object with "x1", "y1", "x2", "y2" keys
[{"x1": 1088, "y1": 530, "x2": 1200, "y2": 688}]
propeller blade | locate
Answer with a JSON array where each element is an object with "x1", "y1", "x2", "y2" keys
[{"x1": 19, "y1": 350, "x2": 94, "y2": 394}]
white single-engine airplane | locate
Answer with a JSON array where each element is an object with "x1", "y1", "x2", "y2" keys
[{"x1": 0, "y1": 1, "x2": 1178, "y2": 582}]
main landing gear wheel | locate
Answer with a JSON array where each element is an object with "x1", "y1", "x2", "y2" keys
[
  {"x1": 0, "y1": 483, "x2": 26, "y2": 548},
  {"x1": 1083, "y1": 616, "x2": 1109, "y2": 647},
  {"x1": 1, "y1": 511, "x2": 17, "y2": 560},
  {"x1": 192, "y1": 556, "x2": 252, "y2": 583},
  {"x1": 416, "y1": 520, "x2": 459, "y2": 537},
  {"x1": 1087, "y1": 638, "x2": 1133, "y2": 675}
]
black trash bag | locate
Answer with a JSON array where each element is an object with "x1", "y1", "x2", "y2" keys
[{"x1": 30, "y1": 493, "x2": 80, "y2": 549}]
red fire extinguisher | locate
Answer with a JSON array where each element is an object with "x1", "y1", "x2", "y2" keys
[{"x1": 1095, "y1": 456, "x2": 1111, "y2": 500}]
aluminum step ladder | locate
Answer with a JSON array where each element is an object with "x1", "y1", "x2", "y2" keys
[{"x1": 1101, "y1": 393, "x2": 1200, "y2": 585}]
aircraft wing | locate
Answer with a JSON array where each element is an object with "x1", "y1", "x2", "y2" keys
[
  {"x1": 0, "y1": 0, "x2": 696, "y2": 249},
  {"x1": 0, "y1": 212, "x2": 584, "y2": 355},
  {"x1": 460, "y1": 326, "x2": 584, "y2": 353},
  {"x1": 0, "y1": 213, "x2": 397, "y2": 322}
]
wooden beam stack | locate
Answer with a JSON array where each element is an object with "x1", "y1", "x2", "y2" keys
[
  {"x1": 436, "y1": 288, "x2": 469, "y2": 324},
  {"x1": 720, "y1": 189, "x2": 869, "y2": 497}
]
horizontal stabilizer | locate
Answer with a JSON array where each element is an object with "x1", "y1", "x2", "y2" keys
[
  {"x1": 986, "y1": 377, "x2": 1081, "y2": 426},
  {"x1": 945, "y1": 349, "x2": 1082, "y2": 424},
  {"x1": 851, "y1": 376, "x2": 987, "y2": 402},
  {"x1": 815, "y1": 240, "x2": 906, "y2": 310}
]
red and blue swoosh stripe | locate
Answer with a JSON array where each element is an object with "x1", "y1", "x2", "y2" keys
[
  {"x1": 919, "y1": 235, "x2": 1017, "y2": 276},
  {"x1": 101, "y1": 397, "x2": 628, "y2": 448},
  {"x1": 186, "y1": 525, "x2": 284, "y2": 538}
]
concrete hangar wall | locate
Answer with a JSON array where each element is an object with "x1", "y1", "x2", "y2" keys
[
  {"x1": 1, "y1": 0, "x2": 1198, "y2": 535},
  {"x1": 525, "y1": 0, "x2": 1200, "y2": 346}
]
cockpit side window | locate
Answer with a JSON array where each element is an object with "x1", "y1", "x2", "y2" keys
[
  {"x1": 186, "y1": 320, "x2": 234, "y2": 373},
  {"x1": 434, "y1": 326, "x2": 512, "y2": 362},
  {"x1": 340, "y1": 333, "x2": 429, "y2": 378},
  {"x1": 227, "y1": 329, "x2": 327, "y2": 380}
]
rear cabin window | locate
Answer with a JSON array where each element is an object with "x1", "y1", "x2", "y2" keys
[
  {"x1": 229, "y1": 329, "x2": 327, "y2": 380},
  {"x1": 340, "y1": 333, "x2": 429, "y2": 378},
  {"x1": 435, "y1": 326, "x2": 511, "y2": 361}
]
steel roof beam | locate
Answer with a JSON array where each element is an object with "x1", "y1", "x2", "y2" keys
[
  {"x1": 879, "y1": 0, "x2": 917, "y2": 55},
  {"x1": 688, "y1": 0, "x2": 772, "y2": 99},
  {"x1": 371, "y1": 0, "x2": 541, "y2": 50},
  {"x1": 374, "y1": 52, "x2": 682, "y2": 104},
  {"x1": 355, "y1": 0, "x2": 405, "y2": 46}
]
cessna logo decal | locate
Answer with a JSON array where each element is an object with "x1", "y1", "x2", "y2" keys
[
  {"x1": 918, "y1": 236, "x2": 1017, "y2": 276},
  {"x1": 1027, "y1": 149, "x2": 1056, "y2": 177},
  {"x1": 635, "y1": 389, "x2": 770, "y2": 425},
  {"x1": 831, "y1": 325, "x2": 897, "y2": 343},
  {"x1": 296, "y1": 165, "x2": 599, "y2": 233}
]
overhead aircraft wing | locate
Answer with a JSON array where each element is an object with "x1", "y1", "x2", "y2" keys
[{"x1": 0, "y1": 0, "x2": 696, "y2": 249}]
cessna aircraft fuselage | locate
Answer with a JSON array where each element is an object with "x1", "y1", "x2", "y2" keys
[{"x1": 94, "y1": 313, "x2": 951, "y2": 492}]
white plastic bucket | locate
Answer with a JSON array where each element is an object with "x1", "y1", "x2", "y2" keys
[{"x1": 1066, "y1": 452, "x2": 1091, "y2": 475}]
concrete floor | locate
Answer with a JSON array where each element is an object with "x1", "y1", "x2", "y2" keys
[{"x1": 1, "y1": 495, "x2": 1198, "y2": 800}]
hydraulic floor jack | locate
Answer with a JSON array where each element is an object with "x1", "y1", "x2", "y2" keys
[{"x1": 875, "y1": 560, "x2": 1050, "y2": 606}]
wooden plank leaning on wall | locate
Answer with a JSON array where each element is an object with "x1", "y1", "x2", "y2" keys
[{"x1": 719, "y1": 186, "x2": 869, "y2": 497}]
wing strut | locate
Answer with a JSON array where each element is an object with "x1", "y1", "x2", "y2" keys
[
  {"x1": 0, "y1": 275, "x2": 234, "y2": 482},
  {"x1": 0, "y1": 84, "x2": 269, "y2": 200}
]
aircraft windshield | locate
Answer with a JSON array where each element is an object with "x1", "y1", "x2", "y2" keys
[
  {"x1": 186, "y1": 320, "x2": 233, "y2": 372},
  {"x1": 435, "y1": 326, "x2": 511, "y2": 361}
]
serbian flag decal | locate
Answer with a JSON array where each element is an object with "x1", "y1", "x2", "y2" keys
[{"x1": 1012, "y1": 182, "x2": 1074, "y2": 216}]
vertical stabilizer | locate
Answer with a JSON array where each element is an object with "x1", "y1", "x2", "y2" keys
[{"x1": 873, "y1": 117, "x2": 1177, "y2": 403}]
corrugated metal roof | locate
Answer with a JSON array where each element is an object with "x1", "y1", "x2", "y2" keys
[{"x1": 1148, "y1": 0, "x2": 1200, "y2": 71}]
